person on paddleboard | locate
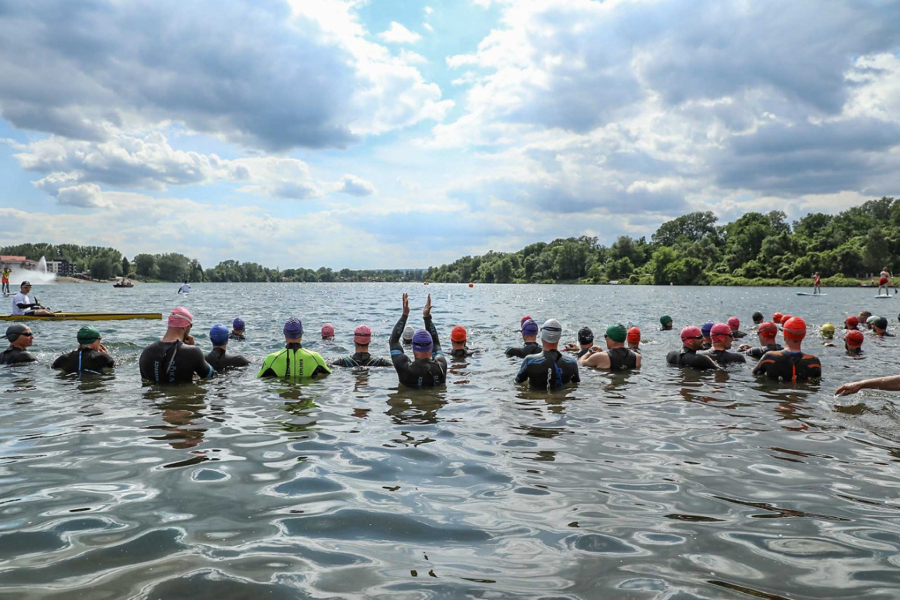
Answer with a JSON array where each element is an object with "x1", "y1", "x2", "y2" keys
[
  {"x1": 12, "y1": 281, "x2": 53, "y2": 316},
  {"x1": 205, "y1": 324, "x2": 250, "y2": 372},
  {"x1": 1, "y1": 266, "x2": 10, "y2": 295},
  {"x1": 739, "y1": 321, "x2": 783, "y2": 358},
  {"x1": 578, "y1": 323, "x2": 640, "y2": 371},
  {"x1": 877, "y1": 268, "x2": 892, "y2": 296},
  {"x1": 139, "y1": 307, "x2": 214, "y2": 384},
  {"x1": 0, "y1": 324, "x2": 36, "y2": 365},
  {"x1": 666, "y1": 326, "x2": 719, "y2": 370},
  {"x1": 52, "y1": 326, "x2": 114, "y2": 374},
  {"x1": 331, "y1": 324, "x2": 391, "y2": 367},
  {"x1": 813, "y1": 272, "x2": 822, "y2": 295},
  {"x1": 752, "y1": 317, "x2": 821, "y2": 383}
]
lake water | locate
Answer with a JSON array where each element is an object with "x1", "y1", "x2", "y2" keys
[{"x1": 2, "y1": 282, "x2": 900, "y2": 599}]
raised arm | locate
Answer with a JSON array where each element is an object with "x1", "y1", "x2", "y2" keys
[
  {"x1": 836, "y1": 374, "x2": 900, "y2": 396},
  {"x1": 390, "y1": 294, "x2": 411, "y2": 369}
]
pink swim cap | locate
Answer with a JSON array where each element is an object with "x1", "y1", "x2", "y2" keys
[
  {"x1": 354, "y1": 324, "x2": 371, "y2": 344},
  {"x1": 521, "y1": 315, "x2": 532, "y2": 326},
  {"x1": 321, "y1": 323, "x2": 335, "y2": 338},
  {"x1": 727, "y1": 317, "x2": 740, "y2": 329},
  {"x1": 711, "y1": 323, "x2": 732, "y2": 338},
  {"x1": 680, "y1": 325, "x2": 702, "y2": 341},
  {"x1": 168, "y1": 306, "x2": 193, "y2": 328}
]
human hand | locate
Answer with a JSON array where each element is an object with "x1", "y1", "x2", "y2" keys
[
  {"x1": 835, "y1": 381, "x2": 863, "y2": 396},
  {"x1": 99, "y1": 343, "x2": 109, "y2": 353},
  {"x1": 402, "y1": 293, "x2": 409, "y2": 316},
  {"x1": 184, "y1": 334, "x2": 195, "y2": 346},
  {"x1": 423, "y1": 293, "x2": 432, "y2": 318}
]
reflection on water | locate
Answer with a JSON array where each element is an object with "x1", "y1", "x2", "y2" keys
[{"x1": 2, "y1": 283, "x2": 900, "y2": 597}]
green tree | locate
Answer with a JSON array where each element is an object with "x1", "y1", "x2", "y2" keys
[
  {"x1": 156, "y1": 253, "x2": 191, "y2": 281},
  {"x1": 122, "y1": 256, "x2": 131, "y2": 277},
  {"x1": 90, "y1": 256, "x2": 114, "y2": 280},
  {"x1": 134, "y1": 254, "x2": 158, "y2": 278}
]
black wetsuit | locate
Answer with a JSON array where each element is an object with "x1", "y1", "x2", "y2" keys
[
  {"x1": 752, "y1": 350, "x2": 821, "y2": 383},
  {"x1": 702, "y1": 349, "x2": 746, "y2": 366},
  {"x1": 332, "y1": 352, "x2": 391, "y2": 367},
  {"x1": 139, "y1": 340, "x2": 214, "y2": 383},
  {"x1": 0, "y1": 346, "x2": 36, "y2": 365},
  {"x1": 732, "y1": 330, "x2": 748, "y2": 339},
  {"x1": 666, "y1": 347, "x2": 718, "y2": 370},
  {"x1": 389, "y1": 314, "x2": 447, "y2": 388},
  {"x1": 205, "y1": 347, "x2": 250, "y2": 372},
  {"x1": 701, "y1": 341, "x2": 712, "y2": 350},
  {"x1": 607, "y1": 347, "x2": 638, "y2": 371},
  {"x1": 574, "y1": 347, "x2": 591, "y2": 358},
  {"x1": 449, "y1": 347, "x2": 475, "y2": 358},
  {"x1": 515, "y1": 349, "x2": 580, "y2": 389},
  {"x1": 505, "y1": 341, "x2": 541, "y2": 358},
  {"x1": 746, "y1": 343, "x2": 783, "y2": 359},
  {"x1": 52, "y1": 349, "x2": 114, "y2": 374},
  {"x1": 229, "y1": 332, "x2": 245, "y2": 341}
]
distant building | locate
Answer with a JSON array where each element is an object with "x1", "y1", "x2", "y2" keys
[
  {"x1": 0, "y1": 255, "x2": 37, "y2": 270},
  {"x1": 46, "y1": 260, "x2": 75, "y2": 276}
]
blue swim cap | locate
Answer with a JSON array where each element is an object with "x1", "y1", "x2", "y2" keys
[
  {"x1": 701, "y1": 322, "x2": 715, "y2": 337},
  {"x1": 283, "y1": 317, "x2": 303, "y2": 338},
  {"x1": 233, "y1": 318, "x2": 245, "y2": 331},
  {"x1": 210, "y1": 324, "x2": 229, "y2": 345},
  {"x1": 412, "y1": 329, "x2": 433, "y2": 353},
  {"x1": 521, "y1": 319, "x2": 539, "y2": 335}
]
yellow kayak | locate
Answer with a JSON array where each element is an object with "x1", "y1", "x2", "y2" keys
[{"x1": 0, "y1": 312, "x2": 162, "y2": 322}]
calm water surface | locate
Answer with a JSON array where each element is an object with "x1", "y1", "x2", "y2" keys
[{"x1": 2, "y1": 283, "x2": 900, "y2": 599}]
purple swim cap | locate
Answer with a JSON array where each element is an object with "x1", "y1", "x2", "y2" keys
[
  {"x1": 521, "y1": 319, "x2": 539, "y2": 335},
  {"x1": 412, "y1": 329, "x2": 433, "y2": 353},
  {"x1": 701, "y1": 322, "x2": 715, "y2": 337},
  {"x1": 283, "y1": 317, "x2": 303, "y2": 338},
  {"x1": 233, "y1": 318, "x2": 245, "y2": 331}
]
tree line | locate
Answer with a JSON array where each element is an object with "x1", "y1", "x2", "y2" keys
[{"x1": 424, "y1": 197, "x2": 900, "y2": 286}]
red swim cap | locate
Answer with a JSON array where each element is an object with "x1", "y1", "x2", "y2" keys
[
  {"x1": 521, "y1": 315, "x2": 532, "y2": 326},
  {"x1": 727, "y1": 317, "x2": 740, "y2": 329},
  {"x1": 782, "y1": 317, "x2": 806, "y2": 341},
  {"x1": 773, "y1": 312, "x2": 783, "y2": 324},
  {"x1": 680, "y1": 325, "x2": 702, "y2": 341},
  {"x1": 781, "y1": 314, "x2": 792, "y2": 325},
  {"x1": 451, "y1": 325, "x2": 467, "y2": 342},
  {"x1": 758, "y1": 321, "x2": 778, "y2": 335},
  {"x1": 627, "y1": 327, "x2": 641, "y2": 343},
  {"x1": 845, "y1": 329, "x2": 864, "y2": 347},
  {"x1": 844, "y1": 315, "x2": 859, "y2": 329},
  {"x1": 711, "y1": 323, "x2": 732, "y2": 338}
]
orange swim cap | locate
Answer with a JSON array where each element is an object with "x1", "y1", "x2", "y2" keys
[
  {"x1": 773, "y1": 312, "x2": 783, "y2": 324},
  {"x1": 627, "y1": 327, "x2": 641, "y2": 343},
  {"x1": 845, "y1": 330, "x2": 864, "y2": 347},
  {"x1": 782, "y1": 317, "x2": 806, "y2": 341},
  {"x1": 451, "y1": 325, "x2": 467, "y2": 342}
]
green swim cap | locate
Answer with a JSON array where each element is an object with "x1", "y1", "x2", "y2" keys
[
  {"x1": 606, "y1": 323, "x2": 627, "y2": 343},
  {"x1": 77, "y1": 326, "x2": 100, "y2": 345},
  {"x1": 660, "y1": 315, "x2": 672, "y2": 325}
]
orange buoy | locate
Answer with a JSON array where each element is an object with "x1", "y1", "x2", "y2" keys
[{"x1": 468, "y1": 283, "x2": 474, "y2": 288}]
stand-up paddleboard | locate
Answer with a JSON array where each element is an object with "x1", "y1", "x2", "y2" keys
[
  {"x1": 0, "y1": 312, "x2": 162, "y2": 322},
  {"x1": 875, "y1": 295, "x2": 894, "y2": 299},
  {"x1": 796, "y1": 292, "x2": 827, "y2": 296}
]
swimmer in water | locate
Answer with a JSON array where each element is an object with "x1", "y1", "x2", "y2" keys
[
  {"x1": 751, "y1": 311, "x2": 764, "y2": 327},
  {"x1": 578, "y1": 323, "x2": 641, "y2": 371},
  {"x1": 177, "y1": 280, "x2": 191, "y2": 294},
  {"x1": 505, "y1": 318, "x2": 541, "y2": 358},
  {"x1": 844, "y1": 330, "x2": 864, "y2": 356},
  {"x1": 51, "y1": 326, "x2": 114, "y2": 374},
  {"x1": 0, "y1": 324, "x2": 37, "y2": 365},
  {"x1": 321, "y1": 323, "x2": 335, "y2": 341},
  {"x1": 205, "y1": 324, "x2": 250, "y2": 372},
  {"x1": 626, "y1": 327, "x2": 641, "y2": 352},
  {"x1": 402, "y1": 325, "x2": 414, "y2": 347},
  {"x1": 859, "y1": 311, "x2": 872, "y2": 327},
  {"x1": 331, "y1": 324, "x2": 391, "y2": 367},
  {"x1": 139, "y1": 307, "x2": 214, "y2": 384},
  {"x1": 727, "y1": 317, "x2": 747, "y2": 338},
  {"x1": 752, "y1": 317, "x2": 821, "y2": 383},
  {"x1": 739, "y1": 321, "x2": 782, "y2": 359},
  {"x1": 448, "y1": 325, "x2": 476, "y2": 358},
  {"x1": 258, "y1": 318, "x2": 331, "y2": 380},
  {"x1": 515, "y1": 319, "x2": 580, "y2": 388},
  {"x1": 564, "y1": 327, "x2": 594, "y2": 358},
  {"x1": 700, "y1": 322, "x2": 714, "y2": 350},
  {"x1": 820, "y1": 323, "x2": 836, "y2": 347},
  {"x1": 772, "y1": 312, "x2": 784, "y2": 326},
  {"x1": 666, "y1": 326, "x2": 718, "y2": 370},
  {"x1": 844, "y1": 315, "x2": 859, "y2": 330},
  {"x1": 230, "y1": 318, "x2": 246, "y2": 340},
  {"x1": 389, "y1": 293, "x2": 447, "y2": 388},
  {"x1": 871, "y1": 316, "x2": 893, "y2": 337},
  {"x1": 701, "y1": 323, "x2": 746, "y2": 366},
  {"x1": 660, "y1": 315, "x2": 673, "y2": 331},
  {"x1": 836, "y1": 373, "x2": 900, "y2": 395}
]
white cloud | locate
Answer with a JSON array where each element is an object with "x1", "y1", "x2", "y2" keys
[
  {"x1": 56, "y1": 183, "x2": 108, "y2": 208},
  {"x1": 378, "y1": 22, "x2": 422, "y2": 44},
  {"x1": 336, "y1": 174, "x2": 376, "y2": 196}
]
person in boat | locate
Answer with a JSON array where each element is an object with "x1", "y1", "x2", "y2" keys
[
  {"x1": 389, "y1": 293, "x2": 447, "y2": 388},
  {"x1": 727, "y1": 317, "x2": 747, "y2": 338},
  {"x1": 321, "y1": 323, "x2": 335, "y2": 341},
  {"x1": 844, "y1": 330, "x2": 864, "y2": 356},
  {"x1": 139, "y1": 307, "x2": 214, "y2": 384},
  {"x1": 877, "y1": 267, "x2": 892, "y2": 296},
  {"x1": 12, "y1": 281, "x2": 53, "y2": 316},
  {"x1": 871, "y1": 316, "x2": 893, "y2": 337},
  {"x1": 448, "y1": 325, "x2": 476, "y2": 358},
  {"x1": 258, "y1": 318, "x2": 331, "y2": 380},
  {"x1": 205, "y1": 324, "x2": 250, "y2": 372},
  {"x1": 813, "y1": 271, "x2": 822, "y2": 295},
  {"x1": 177, "y1": 280, "x2": 191, "y2": 294},
  {"x1": 627, "y1": 327, "x2": 641, "y2": 352},
  {"x1": 1, "y1": 266, "x2": 10, "y2": 295},
  {"x1": 516, "y1": 319, "x2": 580, "y2": 388},
  {"x1": 564, "y1": 327, "x2": 594, "y2": 358},
  {"x1": 1, "y1": 324, "x2": 36, "y2": 365},
  {"x1": 701, "y1": 323, "x2": 746, "y2": 366},
  {"x1": 506, "y1": 318, "x2": 541, "y2": 358},
  {"x1": 836, "y1": 373, "x2": 900, "y2": 395},
  {"x1": 230, "y1": 318, "x2": 246, "y2": 340},
  {"x1": 331, "y1": 324, "x2": 391, "y2": 367},
  {"x1": 578, "y1": 323, "x2": 641, "y2": 370},
  {"x1": 660, "y1": 315, "x2": 673, "y2": 331},
  {"x1": 666, "y1": 326, "x2": 719, "y2": 370},
  {"x1": 52, "y1": 326, "x2": 114, "y2": 374},
  {"x1": 752, "y1": 317, "x2": 821, "y2": 383},
  {"x1": 739, "y1": 321, "x2": 782, "y2": 359}
]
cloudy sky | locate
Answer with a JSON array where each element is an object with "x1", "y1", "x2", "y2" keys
[{"x1": 1, "y1": 0, "x2": 899, "y2": 269}]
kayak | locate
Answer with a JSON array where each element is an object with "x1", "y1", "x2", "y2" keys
[{"x1": 0, "y1": 312, "x2": 162, "y2": 322}]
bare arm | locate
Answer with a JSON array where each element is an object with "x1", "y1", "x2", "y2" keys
[{"x1": 836, "y1": 375, "x2": 900, "y2": 396}]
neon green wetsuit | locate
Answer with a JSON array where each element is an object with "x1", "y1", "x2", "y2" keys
[{"x1": 257, "y1": 343, "x2": 331, "y2": 381}]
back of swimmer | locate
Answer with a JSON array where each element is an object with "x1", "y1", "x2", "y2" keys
[
  {"x1": 666, "y1": 326, "x2": 718, "y2": 370},
  {"x1": 52, "y1": 326, "x2": 114, "y2": 374},
  {"x1": 139, "y1": 307, "x2": 214, "y2": 384},
  {"x1": 516, "y1": 319, "x2": 580, "y2": 388},
  {"x1": 206, "y1": 324, "x2": 250, "y2": 372},
  {"x1": 258, "y1": 318, "x2": 331, "y2": 380},
  {"x1": 506, "y1": 319, "x2": 541, "y2": 358},
  {"x1": 389, "y1": 293, "x2": 447, "y2": 388},
  {"x1": 1, "y1": 324, "x2": 37, "y2": 365}
]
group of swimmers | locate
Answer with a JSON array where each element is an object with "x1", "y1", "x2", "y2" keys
[{"x1": 2, "y1": 293, "x2": 899, "y2": 396}]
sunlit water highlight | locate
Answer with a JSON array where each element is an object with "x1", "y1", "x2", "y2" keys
[{"x1": 1, "y1": 283, "x2": 900, "y2": 598}]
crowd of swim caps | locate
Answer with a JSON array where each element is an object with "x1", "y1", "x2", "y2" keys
[{"x1": 2, "y1": 303, "x2": 892, "y2": 386}]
